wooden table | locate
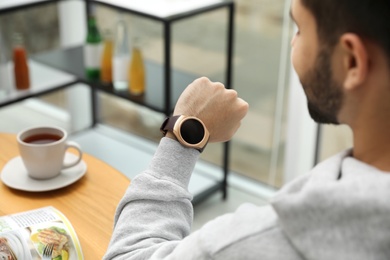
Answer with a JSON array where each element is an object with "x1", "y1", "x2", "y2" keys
[{"x1": 0, "y1": 132, "x2": 130, "y2": 259}]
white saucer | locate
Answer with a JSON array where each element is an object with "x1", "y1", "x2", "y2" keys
[{"x1": 1, "y1": 153, "x2": 87, "y2": 192}]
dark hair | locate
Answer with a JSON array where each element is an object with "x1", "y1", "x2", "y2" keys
[{"x1": 301, "y1": 0, "x2": 390, "y2": 59}]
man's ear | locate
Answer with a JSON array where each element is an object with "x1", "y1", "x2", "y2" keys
[{"x1": 339, "y1": 33, "x2": 368, "y2": 90}]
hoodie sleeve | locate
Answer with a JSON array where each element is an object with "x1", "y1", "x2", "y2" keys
[
  {"x1": 103, "y1": 138, "x2": 307, "y2": 260},
  {"x1": 103, "y1": 137, "x2": 201, "y2": 260}
]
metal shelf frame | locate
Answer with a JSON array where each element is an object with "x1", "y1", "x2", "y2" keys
[{"x1": 0, "y1": 0, "x2": 235, "y2": 202}]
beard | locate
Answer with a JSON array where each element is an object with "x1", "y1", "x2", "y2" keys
[{"x1": 300, "y1": 48, "x2": 344, "y2": 124}]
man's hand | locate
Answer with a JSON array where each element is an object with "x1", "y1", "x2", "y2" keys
[{"x1": 173, "y1": 77, "x2": 249, "y2": 143}]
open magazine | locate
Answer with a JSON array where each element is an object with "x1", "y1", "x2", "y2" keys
[{"x1": 0, "y1": 206, "x2": 83, "y2": 260}]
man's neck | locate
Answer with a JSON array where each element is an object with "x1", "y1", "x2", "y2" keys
[{"x1": 352, "y1": 117, "x2": 390, "y2": 172}]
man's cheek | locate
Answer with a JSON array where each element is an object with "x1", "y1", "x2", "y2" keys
[{"x1": 291, "y1": 48, "x2": 303, "y2": 77}]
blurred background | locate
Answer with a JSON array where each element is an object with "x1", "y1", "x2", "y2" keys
[{"x1": 0, "y1": 0, "x2": 353, "y2": 194}]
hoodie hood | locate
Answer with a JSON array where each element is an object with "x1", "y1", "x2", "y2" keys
[{"x1": 272, "y1": 150, "x2": 390, "y2": 260}]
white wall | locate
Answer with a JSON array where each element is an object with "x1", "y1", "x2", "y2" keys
[
  {"x1": 283, "y1": 67, "x2": 317, "y2": 182},
  {"x1": 58, "y1": 1, "x2": 92, "y2": 132}
]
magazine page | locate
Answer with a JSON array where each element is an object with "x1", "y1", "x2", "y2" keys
[{"x1": 0, "y1": 206, "x2": 83, "y2": 260}]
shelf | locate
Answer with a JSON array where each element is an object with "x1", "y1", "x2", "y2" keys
[
  {"x1": 0, "y1": 0, "x2": 233, "y2": 21},
  {"x1": 93, "y1": 0, "x2": 231, "y2": 21},
  {"x1": 32, "y1": 45, "x2": 198, "y2": 113},
  {"x1": 0, "y1": 0, "x2": 54, "y2": 14},
  {"x1": 1, "y1": 0, "x2": 234, "y2": 204},
  {"x1": 0, "y1": 60, "x2": 77, "y2": 107}
]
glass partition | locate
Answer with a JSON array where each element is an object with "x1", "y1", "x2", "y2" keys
[{"x1": 0, "y1": 0, "x2": 296, "y2": 190}]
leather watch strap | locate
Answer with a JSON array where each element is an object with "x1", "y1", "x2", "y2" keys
[{"x1": 160, "y1": 115, "x2": 180, "y2": 136}]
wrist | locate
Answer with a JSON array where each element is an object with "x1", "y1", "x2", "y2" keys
[
  {"x1": 160, "y1": 115, "x2": 209, "y2": 153},
  {"x1": 164, "y1": 132, "x2": 177, "y2": 141}
]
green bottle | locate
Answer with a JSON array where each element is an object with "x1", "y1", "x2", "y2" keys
[{"x1": 84, "y1": 13, "x2": 102, "y2": 80}]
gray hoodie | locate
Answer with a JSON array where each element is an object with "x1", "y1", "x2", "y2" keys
[{"x1": 104, "y1": 138, "x2": 390, "y2": 259}]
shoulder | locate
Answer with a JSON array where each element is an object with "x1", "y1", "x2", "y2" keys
[{"x1": 274, "y1": 149, "x2": 352, "y2": 198}]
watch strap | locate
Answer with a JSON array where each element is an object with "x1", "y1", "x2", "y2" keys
[{"x1": 160, "y1": 115, "x2": 180, "y2": 136}]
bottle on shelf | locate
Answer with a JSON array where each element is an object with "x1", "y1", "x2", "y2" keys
[
  {"x1": 113, "y1": 13, "x2": 130, "y2": 91},
  {"x1": 12, "y1": 33, "x2": 30, "y2": 90},
  {"x1": 100, "y1": 29, "x2": 113, "y2": 84},
  {"x1": 84, "y1": 6, "x2": 102, "y2": 80},
  {"x1": 129, "y1": 37, "x2": 145, "y2": 96},
  {"x1": 0, "y1": 26, "x2": 11, "y2": 96}
]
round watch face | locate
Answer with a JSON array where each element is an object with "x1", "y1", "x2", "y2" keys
[{"x1": 180, "y1": 118, "x2": 205, "y2": 144}]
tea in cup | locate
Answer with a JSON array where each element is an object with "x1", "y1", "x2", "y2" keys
[{"x1": 17, "y1": 126, "x2": 83, "y2": 179}]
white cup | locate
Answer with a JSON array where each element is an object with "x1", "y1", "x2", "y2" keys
[{"x1": 17, "y1": 126, "x2": 83, "y2": 179}]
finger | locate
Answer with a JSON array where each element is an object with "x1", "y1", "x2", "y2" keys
[
  {"x1": 193, "y1": 77, "x2": 211, "y2": 85},
  {"x1": 212, "y1": 81, "x2": 226, "y2": 89},
  {"x1": 237, "y1": 98, "x2": 249, "y2": 116}
]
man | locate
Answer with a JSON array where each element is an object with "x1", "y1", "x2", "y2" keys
[{"x1": 104, "y1": 0, "x2": 390, "y2": 259}]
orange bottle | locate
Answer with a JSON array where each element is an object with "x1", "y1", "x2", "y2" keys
[
  {"x1": 129, "y1": 39, "x2": 145, "y2": 95},
  {"x1": 13, "y1": 34, "x2": 30, "y2": 90},
  {"x1": 100, "y1": 30, "x2": 113, "y2": 84}
]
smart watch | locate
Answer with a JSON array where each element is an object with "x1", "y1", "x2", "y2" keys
[{"x1": 160, "y1": 115, "x2": 210, "y2": 152}]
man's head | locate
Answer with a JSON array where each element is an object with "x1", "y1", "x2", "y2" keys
[
  {"x1": 290, "y1": 0, "x2": 390, "y2": 125},
  {"x1": 301, "y1": 0, "x2": 390, "y2": 59}
]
